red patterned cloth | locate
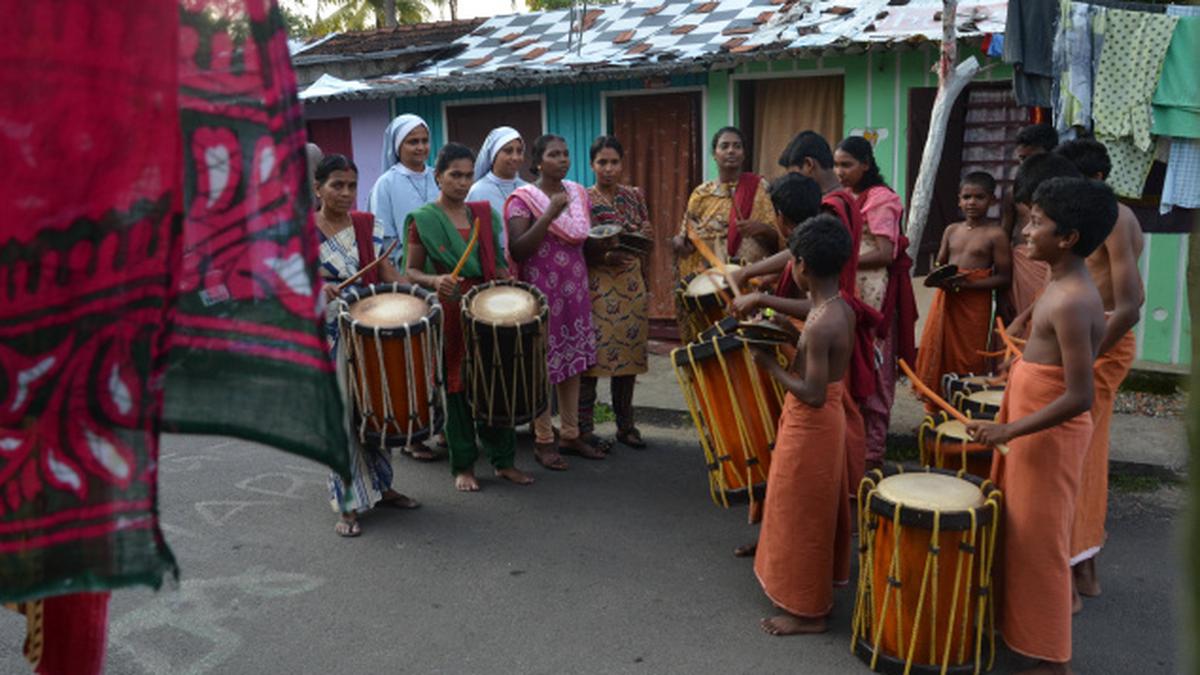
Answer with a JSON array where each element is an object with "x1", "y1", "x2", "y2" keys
[{"x1": 0, "y1": 0, "x2": 346, "y2": 610}]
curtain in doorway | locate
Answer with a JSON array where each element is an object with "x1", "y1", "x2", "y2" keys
[{"x1": 752, "y1": 75, "x2": 845, "y2": 179}]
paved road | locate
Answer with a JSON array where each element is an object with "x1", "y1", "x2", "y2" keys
[{"x1": 0, "y1": 425, "x2": 1186, "y2": 674}]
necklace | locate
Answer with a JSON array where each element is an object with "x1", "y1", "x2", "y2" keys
[
  {"x1": 807, "y1": 293, "x2": 840, "y2": 326},
  {"x1": 316, "y1": 212, "x2": 351, "y2": 239},
  {"x1": 405, "y1": 172, "x2": 430, "y2": 203}
]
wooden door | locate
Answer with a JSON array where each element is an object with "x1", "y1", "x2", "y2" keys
[
  {"x1": 445, "y1": 99, "x2": 543, "y2": 181},
  {"x1": 306, "y1": 117, "x2": 353, "y2": 159},
  {"x1": 609, "y1": 91, "x2": 703, "y2": 327}
]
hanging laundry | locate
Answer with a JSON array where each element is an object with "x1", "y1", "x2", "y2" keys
[
  {"x1": 1151, "y1": 5, "x2": 1200, "y2": 139},
  {"x1": 1004, "y1": 0, "x2": 1059, "y2": 108},
  {"x1": 1092, "y1": 8, "x2": 1178, "y2": 198},
  {"x1": 1053, "y1": 0, "x2": 1104, "y2": 133}
]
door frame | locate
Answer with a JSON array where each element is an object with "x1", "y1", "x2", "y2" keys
[{"x1": 439, "y1": 94, "x2": 548, "y2": 146}]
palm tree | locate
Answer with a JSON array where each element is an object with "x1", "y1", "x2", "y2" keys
[{"x1": 309, "y1": 0, "x2": 429, "y2": 36}]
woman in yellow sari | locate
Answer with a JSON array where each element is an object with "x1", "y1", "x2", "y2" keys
[{"x1": 672, "y1": 126, "x2": 777, "y2": 341}]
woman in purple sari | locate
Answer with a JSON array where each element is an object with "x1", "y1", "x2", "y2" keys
[{"x1": 504, "y1": 134, "x2": 602, "y2": 470}]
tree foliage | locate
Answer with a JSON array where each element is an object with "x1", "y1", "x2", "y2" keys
[
  {"x1": 308, "y1": 0, "x2": 430, "y2": 36},
  {"x1": 526, "y1": 0, "x2": 619, "y2": 11}
]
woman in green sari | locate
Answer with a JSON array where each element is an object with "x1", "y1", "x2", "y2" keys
[{"x1": 404, "y1": 143, "x2": 535, "y2": 492}]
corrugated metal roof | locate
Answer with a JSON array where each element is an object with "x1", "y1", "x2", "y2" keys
[{"x1": 299, "y1": 0, "x2": 1006, "y2": 102}]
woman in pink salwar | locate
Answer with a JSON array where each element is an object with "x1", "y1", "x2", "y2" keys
[{"x1": 504, "y1": 134, "x2": 602, "y2": 470}]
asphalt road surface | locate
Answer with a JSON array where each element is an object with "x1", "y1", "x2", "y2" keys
[{"x1": 0, "y1": 424, "x2": 1186, "y2": 674}]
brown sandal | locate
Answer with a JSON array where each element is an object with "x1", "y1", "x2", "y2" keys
[
  {"x1": 533, "y1": 442, "x2": 568, "y2": 471},
  {"x1": 560, "y1": 436, "x2": 606, "y2": 460}
]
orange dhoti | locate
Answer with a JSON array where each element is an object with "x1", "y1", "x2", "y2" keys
[
  {"x1": 914, "y1": 269, "x2": 993, "y2": 401},
  {"x1": 1071, "y1": 330, "x2": 1136, "y2": 563},
  {"x1": 1007, "y1": 247, "x2": 1049, "y2": 335},
  {"x1": 842, "y1": 385, "x2": 865, "y2": 498},
  {"x1": 991, "y1": 360, "x2": 1093, "y2": 663},
  {"x1": 755, "y1": 383, "x2": 851, "y2": 617}
]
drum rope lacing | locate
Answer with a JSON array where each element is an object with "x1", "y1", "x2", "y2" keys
[
  {"x1": 463, "y1": 282, "x2": 547, "y2": 426},
  {"x1": 672, "y1": 336, "x2": 784, "y2": 510},
  {"x1": 851, "y1": 469, "x2": 1002, "y2": 675},
  {"x1": 339, "y1": 284, "x2": 445, "y2": 446}
]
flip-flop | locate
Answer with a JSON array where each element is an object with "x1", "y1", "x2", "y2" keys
[
  {"x1": 401, "y1": 442, "x2": 438, "y2": 462},
  {"x1": 616, "y1": 428, "x2": 647, "y2": 449},
  {"x1": 560, "y1": 437, "x2": 606, "y2": 460},
  {"x1": 376, "y1": 494, "x2": 420, "y2": 510},
  {"x1": 334, "y1": 519, "x2": 361, "y2": 538},
  {"x1": 533, "y1": 442, "x2": 568, "y2": 471},
  {"x1": 733, "y1": 542, "x2": 757, "y2": 558}
]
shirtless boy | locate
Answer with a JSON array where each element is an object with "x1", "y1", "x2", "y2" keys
[
  {"x1": 969, "y1": 177, "x2": 1118, "y2": 674},
  {"x1": 750, "y1": 214, "x2": 855, "y2": 635},
  {"x1": 913, "y1": 172, "x2": 1011, "y2": 397}
]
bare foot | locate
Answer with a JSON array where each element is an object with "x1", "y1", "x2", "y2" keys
[
  {"x1": 759, "y1": 613, "x2": 827, "y2": 636},
  {"x1": 454, "y1": 470, "x2": 481, "y2": 492},
  {"x1": 1072, "y1": 584, "x2": 1083, "y2": 615},
  {"x1": 1073, "y1": 559, "x2": 1101, "y2": 597},
  {"x1": 495, "y1": 467, "x2": 534, "y2": 485},
  {"x1": 733, "y1": 542, "x2": 757, "y2": 558},
  {"x1": 1016, "y1": 660, "x2": 1073, "y2": 674}
]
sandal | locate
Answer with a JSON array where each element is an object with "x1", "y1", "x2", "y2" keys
[
  {"x1": 560, "y1": 436, "x2": 606, "y2": 460},
  {"x1": 581, "y1": 432, "x2": 613, "y2": 454},
  {"x1": 401, "y1": 441, "x2": 438, "y2": 462},
  {"x1": 334, "y1": 518, "x2": 361, "y2": 538},
  {"x1": 616, "y1": 427, "x2": 647, "y2": 449},
  {"x1": 533, "y1": 442, "x2": 568, "y2": 471},
  {"x1": 376, "y1": 492, "x2": 420, "y2": 510}
]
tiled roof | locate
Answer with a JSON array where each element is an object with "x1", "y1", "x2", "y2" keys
[
  {"x1": 300, "y1": 0, "x2": 1006, "y2": 101},
  {"x1": 294, "y1": 19, "x2": 486, "y2": 59}
]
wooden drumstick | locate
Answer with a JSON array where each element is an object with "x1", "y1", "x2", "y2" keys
[
  {"x1": 685, "y1": 221, "x2": 742, "y2": 301},
  {"x1": 899, "y1": 358, "x2": 1009, "y2": 455},
  {"x1": 336, "y1": 240, "x2": 399, "y2": 293},
  {"x1": 450, "y1": 217, "x2": 481, "y2": 281}
]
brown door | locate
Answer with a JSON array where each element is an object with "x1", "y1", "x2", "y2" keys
[
  {"x1": 445, "y1": 99, "x2": 543, "y2": 181},
  {"x1": 609, "y1": 91, "x2": 703, "y2": 330}
]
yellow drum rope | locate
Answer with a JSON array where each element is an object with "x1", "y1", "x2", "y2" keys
[{"x1": 853, "y1": 471, "x2": 1003, "y2": 675}]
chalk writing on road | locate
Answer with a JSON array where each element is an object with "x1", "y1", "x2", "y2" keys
[{"x1": 109, "y1": 566, "x2": 325, "y2": 675}]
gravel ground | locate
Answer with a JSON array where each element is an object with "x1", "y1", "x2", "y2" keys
[{"x1": 1113, "y1": 389, "x2": 1189, "y2": 418}]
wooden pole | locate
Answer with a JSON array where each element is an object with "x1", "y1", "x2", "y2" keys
[{"x1": 904, "y1": 0, "x2": 983, "y2": 263}]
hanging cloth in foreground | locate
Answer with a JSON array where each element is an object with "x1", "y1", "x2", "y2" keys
[{"x1": 0, "y1": 0, "x2": 347, "y2": 604}]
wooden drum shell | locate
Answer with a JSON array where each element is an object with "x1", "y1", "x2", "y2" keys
[
  {"x1": 854, "y1": 466, "x2": 1002, "y2": 675},
  {"x1": 337, "y1": 283, "x2": 444, "y2": 448},
  {"x1": 462, "y1": 280, "x2": 550, "y2": 428},
  {"x1": 671, "y1": 333, "x2": 785, "y2": 507}
]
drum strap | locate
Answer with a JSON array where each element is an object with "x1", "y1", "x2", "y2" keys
[
  {"x1": 465, "y1": 201, "x2": 497, "y2": 282},
  {"x1": 350, "y1": 212, "x2": 380, "y2": 286}
]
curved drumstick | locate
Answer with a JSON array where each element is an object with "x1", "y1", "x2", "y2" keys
[
  {"x1": 899, "y1": 358, "x2": 1009, "y2": 455},
  {"x1": 685, "y1": 221, "x2": 741, "y2": 303},
  {"x1": 450, "y1": 217, "x2": 481, "y2": 280},
  {"x1": 336, "y1": 239, "x2": 399, "y2": 293},
  {"x1": 995, "y1": 317, "x2": 1026, "y2": 353}
]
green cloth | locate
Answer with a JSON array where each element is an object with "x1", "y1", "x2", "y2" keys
[
  {"x1": 1093, "y1": 9, "x2": 1178, "y2": 151},
  {"x1": 1152, "y1": 15, "x2": 1200, "y2": 138},
  {"x1": 402, "y1": 203, "x2": 506, "y2": 277},
  {"x1": 446, "y1": 392, "x2": 516, "y2": 474}
]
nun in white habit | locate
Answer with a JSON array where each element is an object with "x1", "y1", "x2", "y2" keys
[
  {"x1": 466, "y1": 126, "x2": 527, "y2": 257},
  {"x1": 368, "y1": 113, "x2": 439, "y2": 265}
]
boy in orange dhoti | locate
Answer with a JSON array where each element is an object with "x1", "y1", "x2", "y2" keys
[
  {"x1": 1055, "y1": 140, "x2": 1145, "y2": 600},
  {"x1": 749, "y1": 214, "x2": 855, "y2": 635},
  {"x1": 915, "y1": 171, "x2": 1011, "y2": 402},
  {"x1": 1000, "y1": 125, "x2": 1059, "y2": 327},
  {"x1": 968, "y1": 177, "x2": 1118, "y2": 674}
]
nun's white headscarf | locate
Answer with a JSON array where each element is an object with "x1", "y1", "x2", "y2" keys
[
  {"x1": 474, "y1": 126, "x2": 523, "y2": 181},
  {"x1": 380, "y1": 114, "x2": 429, "y2": 172}
]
